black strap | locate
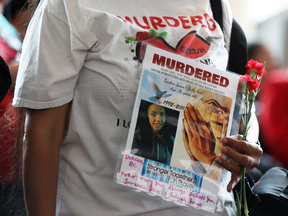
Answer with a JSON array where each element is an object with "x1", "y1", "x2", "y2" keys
[
  {"x1": 0, "y1": 56, "x2": 12, "y2": 103},
  {"x1": 209, "y1": 0, "x2": 223, "y2": 31},
  {"x1": 228, "y1": 19, "x2": 247, "y2": 75},
  {"x1": 209, "y1": 0, "x2": 247, "y2": 75}
]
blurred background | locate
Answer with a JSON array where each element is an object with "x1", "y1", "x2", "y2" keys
[
  {"x1": 229, "y1": 0, "x2": 288, "y2": 67},
  {"x1": 1, "y1": 0, "x2": 288, "y2": 215},
  {"x1": 230, "y1": 0, "x2": 288, "y2": 174}
]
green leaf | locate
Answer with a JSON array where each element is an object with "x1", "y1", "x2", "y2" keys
[
  {"x1": 247, "y1": 125, "x2": 251, "y2": 132},
  {"x1": 159, "y1": 31, "x2": 168, "y2": 39},
  {"x1": 243, "y1": 85, "x2": 249, "y2": 96},
  {"x1": 149, "y1": 28, "x2": 159, "y2": 37},
  {"x1": 125, "y1": 37, "x2": 138, "y2": 43}
]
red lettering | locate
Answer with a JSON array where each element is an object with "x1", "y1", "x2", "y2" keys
[
  {"x1": 185, "y1": 64, "x2": 195, "y2": 76},
  {"x1": 207, "y1": 18, "x2": 216, "y2": 31},
  {"x1": 166, "y1": 58, "x2": 176, "y2": 69},
  {"x1": 202, "y1": 70, "x2": 212, "y2": 82},
  {"x1": 118, "y1": 14, "x2": 217, "y2": 32},
  {"x1": 203, "y1": 13, "x2": 216, "y2": 31},
  {"x1": 206, "y1": 19, "x2": 216, "y2": 31},
  {"x1": 175, "y1": 61, "x2": 185, "y2": 73},
  {"x1": 179, "y1": 16, "x2": 191, "y2": 29},
  {"x1": 124, "y1": 16, "x2": 133, "y2": 24},
  {"x1": 117, "y1": 16, "x2": 126, "y2": 23},
  {"x1": 150, "y1": 16, "x2": 166, "y2": 30},
  {"x1": 203, "y1": 13, "x2": 210, "y2": 23},
  {"x1": 220, "y1": 76, "x2": 229, "y2": 87},
  {"x1": 163, "y1": 16, "x2": 180, "y2": 27},
  {"x1": 212, "y1": 74, "x2": 220, "y2": 85},
  {"x1": 152, "y1": 54, "x2": 166, "y2": 67},
  {"x1": 190, "y1": 16, "x2": 204, "y2": 27},
  {"x1": 133, "y1": 16, "x2": 150, "y2": 29},
  {"x1": 195, "y1": 68, "x2": 203, "y2": 79}
]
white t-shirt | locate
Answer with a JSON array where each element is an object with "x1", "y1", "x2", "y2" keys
[{"x1": 13, "y1": 0, "x2": 236, "y2": 215}]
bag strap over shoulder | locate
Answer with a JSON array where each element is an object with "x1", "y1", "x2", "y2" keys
[
  {"x1": 209, "y1": 0, "x2": 223, "y2": 31},
  {"x1": 209, "y1": 0, "x2": 247, "y2": 75},
  {"x1": 0, "y1": 56, "x2": 12, "y2": 103},
  {"x1": 228, "y1": 20, "x2": 248, "y2": 75}
]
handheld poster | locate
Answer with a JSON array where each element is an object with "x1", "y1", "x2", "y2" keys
[{"x1": 115, "y1": 45, "x2": 240, "y2": 214}]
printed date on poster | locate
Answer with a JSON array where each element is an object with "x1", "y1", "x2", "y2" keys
[{"x1": 163, "y1": 100, "x2": 185, "y2": 110}]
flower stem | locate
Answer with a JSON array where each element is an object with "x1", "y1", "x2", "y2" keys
[
  {"x1": 242, "y1": 166, "x2": 249, "y2": 216},
  {"x1": 235, "y1": 190, "x2": 242, "y2": 216},
  {"x1": 241, "y1": 130, "x2": 249, "y2": 215}
]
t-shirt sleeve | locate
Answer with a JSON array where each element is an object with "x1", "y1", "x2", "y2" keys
[{"x1": 12, "y1": 8, "x2": 88, "y2": 109}]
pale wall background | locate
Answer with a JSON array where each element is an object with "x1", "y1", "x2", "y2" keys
[
  {"x1": 229, "y1": 0, "x2": 288, "y2": 41},
  {"x1": 228, "y1": 0, "x2": 288, "y2": 66}
]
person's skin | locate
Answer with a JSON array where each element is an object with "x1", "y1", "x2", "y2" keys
[
  {"x1": 23, "y1": 103, "x2": 70, "y2": 216},
  {"x1": 147, "y1": 104, "x2": 165, "y2": 135},
  {"x1": 23, "y1": 105, "x2": 261, "y2": 216}
]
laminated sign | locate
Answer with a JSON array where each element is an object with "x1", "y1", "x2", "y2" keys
[{"x1": 115, "y1": 45, "x2": 240, "y2": 214}]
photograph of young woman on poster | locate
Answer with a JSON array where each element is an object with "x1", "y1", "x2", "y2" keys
[{"x1": 131, "y1": 100, "x2": 179, "y2": 165}]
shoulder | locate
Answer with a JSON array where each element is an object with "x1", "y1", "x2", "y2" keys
[{"x1": 34, "y1": 0, "x2": 94, "y2": 44}]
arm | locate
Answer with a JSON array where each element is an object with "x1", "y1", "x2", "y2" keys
[{"x1": 23, "y1": 103, "x2": 70, "y2": 216}]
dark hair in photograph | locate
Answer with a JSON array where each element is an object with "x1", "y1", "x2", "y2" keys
[{"x1": 136, "y1": 100, "x2": 179, "y2": 138}]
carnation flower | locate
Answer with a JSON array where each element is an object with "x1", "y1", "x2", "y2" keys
[
  {"x1": 246, "y1": 59, "x2": 267, "y2": 79},
  {"x1": 246, "y1": 74, "x2": 259, "y2": 92}
]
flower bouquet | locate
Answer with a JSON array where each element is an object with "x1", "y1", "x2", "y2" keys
[{"x1": 236, "y1": 59, "x2": 267, "y2": 216}]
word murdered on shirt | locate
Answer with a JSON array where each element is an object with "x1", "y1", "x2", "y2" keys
[{"x1": 117, "y1": 14, "x2": 217, "y2": 31}]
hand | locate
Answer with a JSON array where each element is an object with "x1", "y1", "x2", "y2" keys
[
  {"x1": 182, "y1": 103, "x2": 216, "y2": 172},
  {"x1": 215, "y1": 135, "x2": 263, "y2": 192}
]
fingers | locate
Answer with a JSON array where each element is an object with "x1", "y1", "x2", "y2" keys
[
  {"x1": 194, "y1": 107, "x2": 214, "y2": 153},
  {"x1": 215, "y1": 135, "x2": 263, "y2": 193},
  {"x1": 184, "y1": 108, "x2": 201, "y2": 145},
  {"x1": 186, "y1": 103, "x2": 198, "y2": 123},
  {"x1": 183, "y1": 115, "x2": 202, "y2": 157},
  {"x1": 186, "y1": 104, "x2": 215, "y2": 154},
  {"x1": 227, "y1": 174, "x2": 241, "y2": 192},
  {"x1": 206, "y1": 121, "x2": 216, "y2": 144},
  {"x1": 183, "y1": 104, "x2": 216, "y2": 166},
  {"x1": 221, "y1": 137, "x2": 262, "y2": 169},
  {"x1": 182, "y1": 119, "x2": 193, "y2": 159},
  {"x1": 215, "y1": 156, "x2": 241, "y2": 174}
]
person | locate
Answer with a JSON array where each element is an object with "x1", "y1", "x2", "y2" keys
[
  {"x1": 12, "y1": 0, "x2": 262, "y2": 215},
  {"x1": 247, "y1": 42, "x2": 286, "y2": 173},
  {"x1": 0, "y1": 1, "x2": 27, "y2": 215},
  {"x1": 248, "y1": 43, "x2": 279, "y2": 75},
  {"x1": 257, "y1": 68, "x2": 288, "y2": 169},
  {"x1": 131, "y1": 101, "x2": 175, "y2": 165}
]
